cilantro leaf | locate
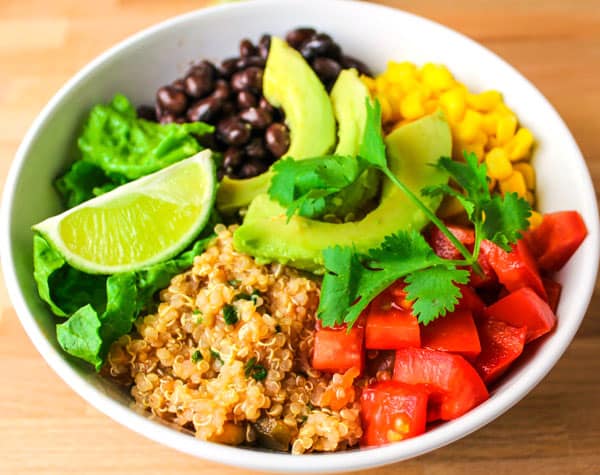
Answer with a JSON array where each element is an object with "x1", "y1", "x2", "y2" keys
[
  {"x1": 358, "y1": 98, "x2": 387, "y2": 169},
  {"x1": 318, "y1": 231, "x2": 448, "y2": 328},
  {"x1": 404, "y1": 265, "x2": 470, "y2": 325},
  {"x1": 481, "y1": 192, "x2": 531, "y2": 251},
  {"x1": 269, "y1": 155, "x2": 365, "y2": 219}
]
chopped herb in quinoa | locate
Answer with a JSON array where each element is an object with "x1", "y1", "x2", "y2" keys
[{"x1": 223, "y1": 304, "x2": 238, "y2": 325}]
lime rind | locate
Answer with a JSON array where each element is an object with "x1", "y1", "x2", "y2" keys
[{"x1": 33, "y1": 150, "x2": 216, "y2": 274}]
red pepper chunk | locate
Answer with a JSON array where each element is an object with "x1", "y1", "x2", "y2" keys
[
  {"x1": 542, "y1": 278, "x2": 562, "y2": 313},
  {"x1": 481, "y1": 239, "x2": 547, "y2": 299},
  {"x1": 312, "y1": 325, "x2": 364, "y2": 373},
  {"x1": 393, "y1": 347, "x2": 489, "y2": 421},
  {"x1": 455, "y1": 285, "x2": 485, "y2": 318},
  {"x1": 473, "y1": 318, "x2": 527, "y2": 383},
  {"x1": 365, "y1": 289, "x2": 420, "y2": 350},
  {"x1": 360, "y1": 381, "x2": 428, "y2": 447},
  {"x1": 527, "y1": 211, "x2": 588, "y2": 272},
  {"x1": 421, "y1": 310, "x2": 481, "y2": 359},
  {"x1": 485, "y1": 287, "x2": 557, "y2": 343}
]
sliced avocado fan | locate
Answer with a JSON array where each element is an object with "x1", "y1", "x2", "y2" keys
[
  {"x1": 233, "y1": 111, "x2": 452, "y2": 272},
  {"x1": 216, "y1": 37, "x2": 336, "y2": 214}
]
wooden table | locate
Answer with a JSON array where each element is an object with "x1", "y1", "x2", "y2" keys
[{"x1": 1, "y1": 1, "x2": 599, "y2": 473}]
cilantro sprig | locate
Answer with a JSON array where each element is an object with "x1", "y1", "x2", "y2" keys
[{"x1": 268, "y1": 99, "x2": 531, "y2": 327}]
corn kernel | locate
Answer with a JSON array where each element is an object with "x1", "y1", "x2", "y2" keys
[
  {"x1": 424, "y1": 99, "x2": 439, "y2": 114},
  {"x1": 382, "y1": 85, "x2": 404, "y2": 121},
  {"x1": 467, "y1": 90, "x2": 502, "y2": 112},
  {"x1": 496, "y1": 114, "x2": 517, "y2": 145},
  {"x1": 513, "y1": 162, "x2": 536, "y2": 189},
  {"x1": 376, "y1": 75, "x2": 389, "y2": 93},
  {"x1": 473, "y1": 131, "x2": 488, "y2": 148},
  {"x1": 482, "y1": 113, "x2": 500, "y2": 136},
  {"x1": 528, "y1": 210, "x2": 543, "y2": 230},
  {"x1": 457, "y1": 109, "x2": 483, "y2": 143},
  {"x1": 507, "y1": 128, "x2": 534, "y2": 161},
  {"x1": 386, "y1": 61, "x2": 417, "y2": 83},
  {"x1": 463, "y1": 142, "x2": 485, "y2": 161},
  {"x1": 400, "y1": 91, "x2": 426, "y2": 120},
  {"x1": 360, "y1": 75, "x2": 377, "y2": 93},
  {"x1": 421, "y1": 63, "x2": 455, "y2": 93},
  {"x1": 439, "y1": 87, "x2": 466, "y2": 123},
  {"x1": 438, "y1": 195, "x2": 465, "y2": 218},
  {"x1": 488, "y1": 176, "x2": 497, "y2": 190},
  {"x1": 393, "y1": 416, "x2": 410, "y2": 434},
  {"x1": 499, "y1": 171, "x2": 527, "y2": 197},
  {"x1": 377, "y1": 94, "x2": 393, "y2": 123},
  {"x1": 486, "y1": 148, "x2": 513, "y2": 180}
]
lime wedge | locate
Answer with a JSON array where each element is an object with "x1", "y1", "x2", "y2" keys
[{"x1": 33, "y1": 150, "x2": 216, "y2": 274}]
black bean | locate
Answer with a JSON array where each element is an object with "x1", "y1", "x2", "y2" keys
[
  {"x1": 231, "y1": 67, "x2": 263, "y2": 93},
  {"x1": 312, "y1": 56, "x2": 342, "y2": 83},
  {"x1": 189, "y1": 60, "x2": 217, "y2": 78},
  {"x1": 341, "y1": 55, "x2": 372, "y2": 77},
  {"x1": 184, "y1": 68, "x2": 215, "y2": 98},
  {"x1": 239, "y1": 107, "x2": 272, "y2": 129},
  {"x1": 156, "y1": 85, "x2": 188, "y2": 115},
  {"x1": 212, "y1": 80, "x2": 231, "y2": 101},
  {"x1": 239, "y1": 158, "x2": 269, "y2": 178},
  {"x1": 187, "y1": 96, "x2": 222, "y2": 122},
  {"x1": 245, "y1": 137, "x2": 267, "y2": 160},
  {"x1": 219, "y1": 57, "x2": 239, "y2": 78},
  {"x1": 136, "y1": 105, "x2": 156, "y2": 121},
  {"x1": 171, "y1": 78, "x2": 186, "y2": 92},
  {"x1": 265, "y1": 123, "x2": 290, "y2": 158},
  {"x1": 223, "y1": 147, "x2": 243, "y2": 170},
  {"x1": 159, "y1": 112, "x2": 177, "y2": 124},
  {"x1": 285, "y1": 27, "x2": 316, "y2": 49},
  {"x1": 236, "y1": 90, "x2": 257, "y2": 109},
  {"x1": 239, "y1": 38, "x2": 257, "y2": 58},
  {"x1": 300, "y1": 33, "x2": 341, "y2": 61},
  {"x1": 217, "y1": 116, "x2": 252, "y2": 146},
  {"x1": 258, "y1": 34, "x2": 271, "y2": 59},
  {"x1": 220, "y1": 101, "x2": 236, "y2": 118},
  {"x1": 258, "y1": 96, "x2": 274, "y2": 114},
  {"x1": 236, "y1": 56, "x2": 266, "y2": 70}
]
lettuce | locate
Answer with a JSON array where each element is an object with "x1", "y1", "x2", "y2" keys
[
  {"x1": 56, "y1": 94, "x2": 213, "y2": 207},
  {"x1": 34, "y1": 234, "x2": 214, "y2": 370}
]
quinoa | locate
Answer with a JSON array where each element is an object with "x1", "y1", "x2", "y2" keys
[{"x1": 106, "y1": 225, "x2": 362, "y2": 453}]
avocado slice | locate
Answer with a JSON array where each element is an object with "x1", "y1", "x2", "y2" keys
[
  {"x1": 322, "y1": 69, "x2": 380, "y2": 220},
  {"x1": 233, "y1": 111, "x2": 452, "y2": 272},
  {"x1": 216, "y1": 37, "x2": 336, "y2": 214}
]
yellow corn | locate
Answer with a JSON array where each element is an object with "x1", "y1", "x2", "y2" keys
[
  {"x1": 457, "y1": 109, "x2": 483, "y2": 143},
  {"x1": 507, "y1": 127, "x2": 534, "y2": 161},
  {"x1": 386, "y1": 61, "x2": 418, "y2": 84},
  {"x1": 485, "y1": 148, "x2": 513, "y2": 180},
  {"x1": 499, "y1": 171, "x2": 527, "y2": 197},
  {"x1": 496, "y1": 114, "x2": 518, "y2": 145},
  {"x1": 513, "y1": 162, "x2": 536, "y2": 189},
  {"x1": 467, "y1": 90, "x2": 502, "y2": 112},
  {"x1": 421, "y1": 63, "x2": 455, "y2": 93},
  {"x1": 439, "y1": 87, "x2": 466, "y2": 123},
  {"x1": 377, "y1": 94, "x2": 394, "y2": 123},
  {"x1": 361, "y1": 74, "x2": 377, "y2": 93},
  {"x1": 463, "y1": 142, "x2": 485, "y2": 162},
  {"x1": 481, "y1": 112, "x2": 500, "y2": 136},
  {"x1": 400, "y1": 91, "x2": 426, "y2": 120},
  {"x1": 528, "y1": 210, "x2": 543, "y2": 230},
  {"x1": 525, "y1": 190, "x2": 535, "y2": 206}
]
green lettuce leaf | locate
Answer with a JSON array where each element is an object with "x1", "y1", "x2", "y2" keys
[
  {"x1": 56, "y1": 94, "x2": 213, "y2": 207},
  {"x1": 33, "y1": 234, "x2": 214, "y2": 370}
]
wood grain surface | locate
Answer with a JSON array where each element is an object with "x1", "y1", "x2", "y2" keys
[{"x1": 1, "y1": 1, "x2": 599, "y2": 474}]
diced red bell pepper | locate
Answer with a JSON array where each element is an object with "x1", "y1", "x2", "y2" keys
[
  {"x1": 428, "y1": 224, "x2": 475, "y2": 260},
  {"x1": 485, "y1": 287, "x2": 557, "y2": 342},
  {"x1": 312, "y1": 325, "x2": 364, "y2": 373},
  {"x1": 393, "y1": 347, "x2": 489, "y2": 421},
  {"x1": 360, "y1": 381, "x2": 428, "y2": 447},
  {"x1": 481, "y1": 239, "x2": 547, "y2": 299},
  {"x1": 542, "y1": 278, "x2": 562, "y2": 313},
  {"x1": 469, "y1": 247, "x2": 498, "y2": 288},
  {"x1": 420, "y1": 310, "x2": 481, "y2": 359},
  {"x1": 455, "y1": 285, "x2": 485, "y2": 318},
  {"x1": 427, "y1": 224, "x2": 497, "y2": 287},
  {"x1": 473, "y1": 318, "x2": 527, "y2": 383},
  {"x1": 527, "y1": 211, "x2": 588, "y2": 271},
  {"x1": 365, "y1": 289, "x2": 420, "y2": 350}
]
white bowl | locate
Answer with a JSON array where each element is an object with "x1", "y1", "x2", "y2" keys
[{"x1": 1, "y1": 0, "x2": 598, "y2": 472}]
